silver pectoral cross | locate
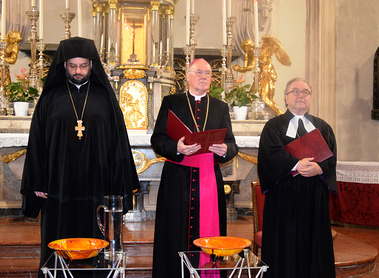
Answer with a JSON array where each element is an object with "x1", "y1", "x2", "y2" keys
[{"x1": 75, "y1": 120, "x2": 85, "y2": 139}]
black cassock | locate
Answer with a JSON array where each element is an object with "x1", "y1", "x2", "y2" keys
[
  {"x1": 21, "y1": 81, "x2": 139, "y2": 277},
  {"x1": 258, "y1": 109, "x2": 337, "y2": 278},
  {"x1": 151, "y1": 93, "x2": 238, "y2": 278}
]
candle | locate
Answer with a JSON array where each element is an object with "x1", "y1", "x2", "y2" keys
[
  {"x1": 254, "y1": 0, "x2": 259, "y2": 47},
  {"x1": 227, "y1": 0, "x2": 231, "y2": 17},
  {"x1": 222, "y1": 0, "x2": 226, "y2": 45},
  {"x1": 39, "y1": 0, "x2": 43, "y2": 40},
  {"x1": 31, "y1": 0, "x2": 36, "y2": 6},
  {"x1": 186, "y1": 0, "x2": 190, "y2": 45},
  {"x1": 100, "y1": 34, "x2": 104, "y2": 49},
  {"x1": 77, "y1": 0, "x2": 82, "y2": 37},
  {"x1": 191, "y1": 0, "x2": 194, "y2": 14},
  {"x1": 1, "y1": 0, "x2": 6, "y2": 40},
  {"x1": 66, "y1": 0, "x2": 69, "y2": 10}
]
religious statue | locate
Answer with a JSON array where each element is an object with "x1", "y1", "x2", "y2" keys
[
  {"x1": 0, "y1": 31, "x2": 22, "y2": 87},
  {"x1": 233, "y1": 36, "x2": 291, "y2": 115}
]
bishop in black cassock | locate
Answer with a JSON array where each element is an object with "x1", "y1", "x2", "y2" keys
[
  {"x1": 258, "y1": 78, "x2": 337, "y2": 278},
  {"x1": 21, "y1": 37, "x2": 140, "y2": 277},
  {"x1": 151, "y1": 59, "x2": 238, "y2": 278}
]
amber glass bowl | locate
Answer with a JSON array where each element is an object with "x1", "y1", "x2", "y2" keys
[
  {"x1": 48, "y1": 238, "x2": 109, "y2": 260},
  {"x1": 193, "y1": 236, "x2": 252, "y2": 257}
]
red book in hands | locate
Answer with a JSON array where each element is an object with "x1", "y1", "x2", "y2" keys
[
  {"x1": 166, "y1": 110, "x2": 227, "y2": 154},
  {"x1": 284, "y1": 128, "x2": 333, "y2": 176}
]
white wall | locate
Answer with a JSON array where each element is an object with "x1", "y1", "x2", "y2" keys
[{"x1": 336, "y1": 0, "x2": 379, "y2": 161}]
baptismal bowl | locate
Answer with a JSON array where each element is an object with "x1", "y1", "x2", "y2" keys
[
  {"x1": 193, "y1": 236, "x2": 252, "y2": 257},
  {"x1": 48, "y1": 238, "x2": 109, "y2": 260}
]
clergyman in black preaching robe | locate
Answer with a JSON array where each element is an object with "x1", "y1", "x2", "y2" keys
[
  {"x1": 258, "y1": 77, "x2": 337, "y2": 278},
  {"x1": 20, "y1": 37, "x2": 140, "y2": 277}
]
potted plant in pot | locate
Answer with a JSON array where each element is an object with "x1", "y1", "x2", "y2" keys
[
  {"x1": 4, "y1": 68, "x2": 39, "y2": 116},
  {"x1": 225, "y1": 75, "x2": 257, "y2": 120}
]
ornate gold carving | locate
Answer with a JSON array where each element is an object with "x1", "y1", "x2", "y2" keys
[
  {"x1": 150, "y1": 2, "x2": 160, "y2": 11},
  {"x1": 108, "y1": 0, "x2": 118, "y2": 9},
  {"x1": 123, "y1": 69, "x2": 146, "y2": 80},
  {"x1": 233, "y1": 36, "x2": 292, "y2": 115},
  {"x1": 119, "y1": 80, "x2": 148, "y2": 129},
  {"x1": 169, "y1": 86, "x2": 176, "y2": 95},
  {"x1": 224, "y1": 184, "x2": 231, "y2": 195},
  {"x1": 2, "y1": 149, "x2": 27, "y2": 163},
  {"x1": 132, "y1": 150, "x2": 166, "y2": 175},
  {"x1": 236, "y1": 151, "x2": 257, "y2": 170}
]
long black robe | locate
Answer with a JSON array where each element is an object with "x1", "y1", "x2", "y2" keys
[
  {"x1": 151, "y1": 93, "x2": 238, "y2": 278},
  {"x1": 21, "y1": 37, "x2": 139, "y2": 277},
  {"x1": 258, "y1": 109, "x2": 337, "y2": 278}
]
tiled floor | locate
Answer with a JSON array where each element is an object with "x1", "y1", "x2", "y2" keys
[{"x1": 0, "y1": 216, "x2": 378, "y2": 277}]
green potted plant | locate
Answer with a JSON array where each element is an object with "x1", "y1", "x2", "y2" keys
[
  {"x1": 4, "y1": 68, "x2": 39, "y2": 116},
  {"x1": 208, "y1": 82, "x2": 224, "y2": 100},
  {"x1": 225, "y1": 75, "x2": 257, "y2": 120}
]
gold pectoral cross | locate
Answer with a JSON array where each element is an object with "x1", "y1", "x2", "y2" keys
[{"x1": 75, "y1": 120, "x2": 85, "y2": 139}]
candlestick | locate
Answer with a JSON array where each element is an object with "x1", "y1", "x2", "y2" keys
[
  {"x1": 191, "y1": 0, "x2": 194, "y2": 14},
  {"x1": 60, "y1": 10, "x2": 75, "y2": 39},
  {"x1": 1, "y1": 0, "x2": 6, "y2": 40},
  {"x1": 66, "y1": 0, "x2": 70, "y2": 10},
  {"x1": 254, "y1": 0, "x2": 259, "y2": 47},
  {"x1": 222, "y1": 0, "x2": 226, "y2": 45},
  {"x1": 186, "y1": 0, "x2": 190, "y2": 45},
  {"x1": 77, "y1": 0, "x2": 82, "y2": 37},
  {"x1": 39, "y1": 0, "x2": 43, "y2": 40},
  {"x1": 31, "y1": 0, "x2": 36, "y2": 7}
]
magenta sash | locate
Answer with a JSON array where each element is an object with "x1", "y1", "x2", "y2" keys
[
  {"x1": 168, "y1": 152, "x2": 220, "y2": 238},
  {"x1": 168, "y1": 153, "x2": 220, "y2": 277}
]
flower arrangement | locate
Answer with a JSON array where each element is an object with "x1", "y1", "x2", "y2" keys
[
  {"x1": 4, "y1": 68, "x2": 39, "y2": 102},
  {"x1": 225, "y1": 75, "x2": 258, "y2": 107}
]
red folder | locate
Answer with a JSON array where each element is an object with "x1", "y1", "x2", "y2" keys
[
  {"x1": 166, "y1": 109, "x2": 227, "y2": 154},
  {"x1": 284, "y1": 128, "x2": 333, "y2": 176}
]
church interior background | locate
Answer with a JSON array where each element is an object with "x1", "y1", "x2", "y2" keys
[{"x1": 0, "y1": 0, "x2": 378, "y2": 225}]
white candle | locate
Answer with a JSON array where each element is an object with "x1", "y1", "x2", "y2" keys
[
  {"x1": 227, "y1": 0, "x2": 231, "y2": 17},
  {"x1": 1, "y1": 0, "x2": 6, "y2": 40},
  {"x1": 254, "y1": 0, "x2": 259, "y2": 47},
  {"x1": 222, "y1": 0, "x2": 226, "y2": 45},
  {"x1": 191, "y1": 0, "x2": 194, "y2": 14},
  {"x1": 100, "y1": 34, "x2": 104, "y2": 49},
  {"x1": 186, "y1": 0, "x2": 190, "y2": 45},
  {"x1": 31, "y1": 0, "x2": 36, "y2": 7},
  {"x1": 66, "y1": 0, "x2": 70, "y2": 10},
  {"x1": 39, "y1": 0, "x2": 43, "y2": 40},
  {"x1": 77, "y1": 0, "x2": 82, "y2": 37}
]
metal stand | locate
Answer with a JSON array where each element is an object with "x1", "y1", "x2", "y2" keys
[
  {"x1": 179, "y1": 249, "x2": 268, "y2": 278},
  {"x1": 41, "y1": 252, "x2": 125, "y2": 278}
]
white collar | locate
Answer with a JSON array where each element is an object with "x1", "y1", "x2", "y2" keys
[
  {"x1": 68, "y1": 79, "x2": 89, "y2": 90},
  {"x1": 286, "y1": 111, "x2": 316, "y2": 138},
  {"x1": 189, "y1": 91, "x2": 207, "y2": 101}
]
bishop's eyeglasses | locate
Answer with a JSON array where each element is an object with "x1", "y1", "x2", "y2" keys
[
  {"x1": 190, "y1": 69, "x2": 212, "y2": 77},
  {"x1": 286, "y1": 89, "x2": 312, "y2": 96}
]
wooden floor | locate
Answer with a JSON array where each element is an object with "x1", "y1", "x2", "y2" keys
[{"x1": 0, "y1": 215, "x2": 378, "y2": 277}]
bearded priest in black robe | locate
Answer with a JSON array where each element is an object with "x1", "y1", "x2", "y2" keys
[
  {"x1": 21, "y1": 37, "x2": 140, "y2": 277},
  {"x1": 151, "y1": 58, "x2": 238, "y2": 278},
  {"x1": 258, "y1": 77, "x2": 337, "y2": 278}
]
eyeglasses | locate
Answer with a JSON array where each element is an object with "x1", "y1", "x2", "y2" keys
[
  {"x1": 67, "y1": 63, "x2": 90, "y2": 70},
  {"x1": 287, "y1": 89, "x2": 312, "y2": 96},
  {"x1": 190, "y1": 69, "x2": 212, "y2": 77}
]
